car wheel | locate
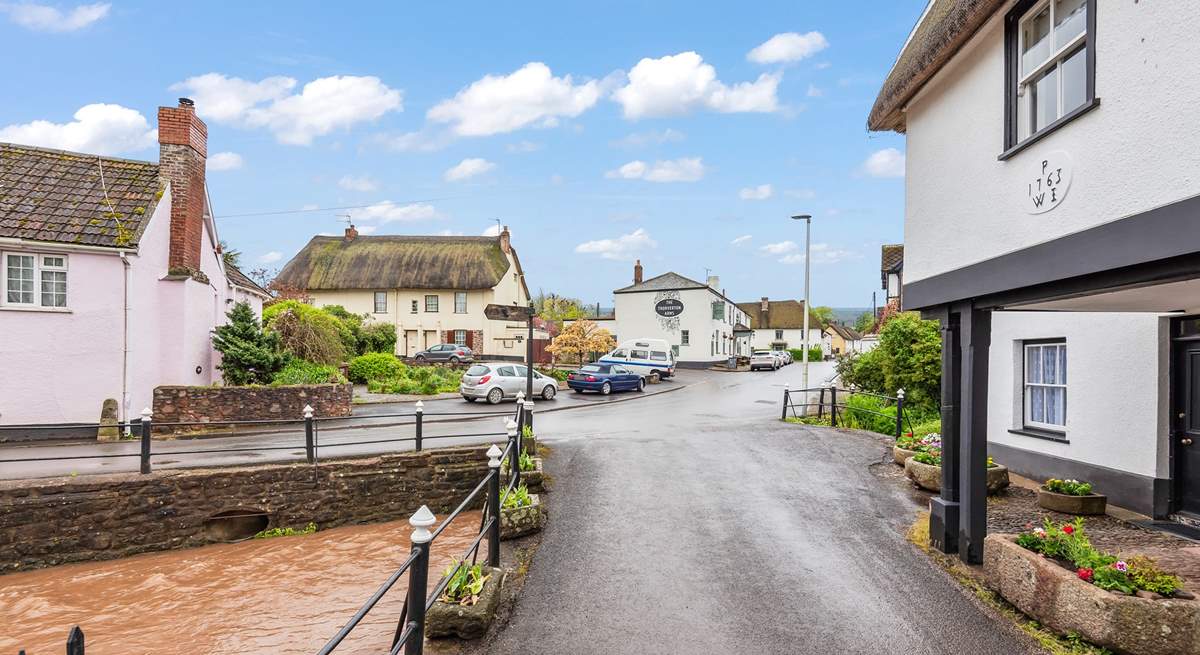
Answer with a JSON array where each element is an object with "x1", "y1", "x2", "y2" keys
[
  {"x1": 601, "y1": 382, "x2": 612, "y2": 395},
  {"x1": 486, "y1": 388, "x2": 503, "y2": 405},
  {"x1": 463, "y1": 396, "x2": 477, "y2": 403},
  {"x1": 449, "y1": 355, "x2": 460, "y2": 364},
  {"x1": 637, "y1": 378, "x2": 645, "y2": 392},
  {"x1": 573, "y1": 388, "x2": 583, "y2": 393},
  {"x1": 414, "y1": 355, "x2": 426, "y2": 364},
  {"x1": 542, "y1": 384, "x2": 556, "y2": 400}
]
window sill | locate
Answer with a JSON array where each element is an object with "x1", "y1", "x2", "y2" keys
[
  {"x1": 1008, "y1": 427, "x2": 1069, "y2": 444},
  {"x1": 998, "y1": 97, "x2": 1101, "y2": 161},
  {"x1": 0, "y1": 305, "x2": 71, "y2": 313}
]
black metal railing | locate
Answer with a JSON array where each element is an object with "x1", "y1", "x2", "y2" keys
[
  {"x1": 0, "y1": 399, "x2": 535, "y2": 478},
  {"x1": 780, "y1": 385, "x2": 914, "y2": 439}
]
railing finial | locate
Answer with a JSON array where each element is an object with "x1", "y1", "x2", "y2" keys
[
  {"x1": 487, "y1": 444, "x2": 503, "y2": 468},
  {"x1": 409, "y1": 505, "x2": 436, "y2": 544},
  {"x1": 505, "y1": 419, "x2": 518, "y2": 437},
  {"x1": 140, "y1": 407, "x2": 152, "y2": 420},
  {"x1": 415, "y1": 400, "x2": 424, "y2": 413},
  {"x1": 896, "y1": 388, "x2": 905, "y2": 399},
  {"x1": 303, "y1": 404, "x2": 314, "y2": 419}
]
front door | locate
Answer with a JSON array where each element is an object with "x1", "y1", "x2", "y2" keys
[
  {"x1": 423, "y1": 330, "x2": 438, "y2": 350},
  {"x1": 404, "y1": 330, "x2": 418, "y2": 356},
  {"x1": 1174, "y1": 336, "x2": 1200, "y2": 515}
]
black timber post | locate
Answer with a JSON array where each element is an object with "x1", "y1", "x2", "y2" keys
[
  {"x1": 925, "y1": 305, "x2": 961, "y2": 555},
  {"x1": 958, "y1": 304, "x2": 991, "y2": 564},
  {"x1": 829, "y1": 386, "x2": 838, "y2": 427},
  {"x1": 781, "y1": 385, "x2": 790, "y2": 421}
]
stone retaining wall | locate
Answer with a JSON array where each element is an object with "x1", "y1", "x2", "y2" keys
[
  {"x1": 152, "y1": 383, "x2": 352, "y2": 432},
  {"x1": 0, "y1": 447, "x2": 491, "y2": 573}
]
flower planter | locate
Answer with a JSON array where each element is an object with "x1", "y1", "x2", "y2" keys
[
  {"x1": 892, "y1": 446, "x2": 918, "y2": 466},
  {"x1": 426, "y1": 566, "x2": 505, "y2": 640},
  {"x1": 501, "y1": 457, "x2": 545, "y2": 494},
  {"x1": 984, "y1": 535, "x2": 1200, "y2": 655},
  {"x1": 1037, "y1": 488, "x2": 1107, "y2": 515},
  {"x1": 903, "y1": 458, "x2": 1010, "y2": 494},
  {"x1": 500, "y1": 493, "x2": 545, "y2": 540}
]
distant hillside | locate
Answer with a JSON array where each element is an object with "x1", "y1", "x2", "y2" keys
[{"x1": 827, "y1": 307, "x2": 872, "y2": 326}]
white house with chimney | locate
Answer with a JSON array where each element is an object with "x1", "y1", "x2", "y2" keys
[{"x1": 0, "y1": 98, "x2": 269, "y2": 429}]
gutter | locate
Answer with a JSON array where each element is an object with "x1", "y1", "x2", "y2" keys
[{"x1": 0, "y1": 237, "x2": 135, "y2": 256}]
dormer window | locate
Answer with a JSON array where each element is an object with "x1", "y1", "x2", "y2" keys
[{"x1": 1004, "y1": 0, "x2": 1096, "y2": 157}]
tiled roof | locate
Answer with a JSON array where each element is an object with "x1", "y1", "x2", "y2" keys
[
  {"x1": 274, "y1": 235, "x2": 515, "y2": 291},
  {"x1": 735, "y1": 299, "x2": 822, "y2": 330},
  {"x1": 613, "y1": 271, "x2": 708, "y2": 294},
  {"x1": 882, "y1": 244, "x2": 904, "y2": 273},
  {"x1": 0, "y1": 143, "x2": 161, "y2": 248},
  {"x1": 226, "y1": 264, "x2": 269, "y2": 296}
]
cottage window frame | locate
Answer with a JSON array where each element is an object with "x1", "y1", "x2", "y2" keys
[
  {"x1": 424, "y1": 295, "x2": 439, "y2": 313},
  {"x1": 1023, "y1": 339, "x2": 1067, "y2": 433},
  {"x1": 454, "y1": 291, "x2": 468, "y2": 314},
  {"x1": 373, "y1": 291, "x2": 388, "y2": 314},
  {"x1": 3, "y1": 251, "x2": 68, "y2": 309}
]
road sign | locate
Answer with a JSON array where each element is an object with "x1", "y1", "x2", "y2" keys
[{"x1": 484, "y1": 303, "x2": 533, "y2": 322}]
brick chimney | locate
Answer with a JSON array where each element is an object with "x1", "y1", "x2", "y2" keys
[
  {"x1": 344, "y1": 225, "x2": 358, "y2": 241},
  {"x1": 760, "y1": 296, "x2": 769, "y2": 312},
  {"x1": 158, "y1": 98, "x2": 207, "y2": 271},
  {"x1": 498, "y1": 225, "x2": 511, "y2": 253},
  {"x1": 633, "y1": 259, "x2": 643, "y2": 284}
]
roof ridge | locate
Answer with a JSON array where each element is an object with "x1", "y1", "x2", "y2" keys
[{"x1": 0, "y1": 141, "x2": 159, "y2": 168}]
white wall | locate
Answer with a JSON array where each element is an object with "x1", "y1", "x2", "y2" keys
[
  {"x1": 987, "y1": 311, "x2": 1168, "y2": 479},
  {"x1": 613, "y1": 287, "x2": 749, "y2": 363},
  {"x1": 904, "y1": 2, "x2": 1200, "y2": 283},
  {"x1": 750, "y1": 328, "x2": 825, "y2": 353}
]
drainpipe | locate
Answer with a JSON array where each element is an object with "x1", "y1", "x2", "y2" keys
[{"x1": 119, "y1": 250, "x2": 132, "y2": 433}]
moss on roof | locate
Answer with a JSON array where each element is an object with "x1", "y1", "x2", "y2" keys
[{"x1": 274, "y1": 235, "x2": 514, "y2": 291}]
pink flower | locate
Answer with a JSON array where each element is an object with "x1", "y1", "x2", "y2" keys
[
  {"x1": 1033, "y1": 528, "x2": 1046, "y2": 537},
  {"x1": 1114, "y1": 561, "x2": 1128, "y2": 573}
]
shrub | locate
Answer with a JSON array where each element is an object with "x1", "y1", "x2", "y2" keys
[
  {"x1": 439, "y1": 561, "x2": 490, "y2": 606},
  {"x1": 536, "y1": 366, "x2": 569, "y2": 382},
  {"x1": 907, "y1": 417, "x2": 942, "y2": 438},
  {"x1": 320, "y1": 305, "x2": 363, "y2": 356},
  {"x1": 1043, "y1": 478, "x2": 1094, "y2": 496},
  {"x1": 367, "y1": 365, "x2": 462, "y2": 395},
  {"x1": 271, "y1": 359, "x2": 345, "y2": 386},
  {"x1": 787, "y1": 346, "x2": 824, "y2": 362},
  {"x1": 263, "y1": 300, "x2": 347, "y2": 365},
  {"x1": 212, "y1": 301, "x2": 288, "y2": 385},
  {"x1": 348, "y1": 352, "x2": 405, "y2": 383},
  {"x1": 841, "y1": 393, "x2": 896, "y2": 435},
  {"x1": 835, "y1": 313, "x2": 941, "y2": 414},
  {"x1": 358, "y1": 322, "x2": 397, "y2": 355},
  {"x1": 502, "y1": 483, "x2": 533, "y2": 509}
]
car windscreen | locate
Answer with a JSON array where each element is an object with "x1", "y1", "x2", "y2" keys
[
  {"x1": 466, "y1": 365, "x2": 489, "y2": 376},
  {"x1": 580, "y1": 365, "x2": 607, "y2": 373}
]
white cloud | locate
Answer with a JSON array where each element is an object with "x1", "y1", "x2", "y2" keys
[
  {"x1": 612, "y1": 52, "x2": 779, "y2": 119},
  {"x1": 760, "y1": 240, "x2": 799, "y2": 255},
  {"x1": 207, "y1": 151, "x2": 244, "y2": 171},
  {"x1": 356, "y1": 225, "x2": 378, "y2": 235},
  {"x1": 444, "y1": 157, "x2": 496, "y2": 182},
  {"x1": 481, "y1": 224, "x2": 502, "y2": 237},
  {"x1": 372, "y1": 129, "x2": 452, "y2": 153},
  {"x1": 299, "y1": 203, "x2": 320, "y2": 211},
  {"x1": 0, "y1": 103, "x2": 156, "y2": 155},
  {"x1": 731, "y1": 235, "x2": 752, "y2": 246},
  {"x1": 506, "y1": 140, "x2": 542, "y2": 153},
  {"x1": 778, "y1": 243, "x2": 856, "y2": 265},
  {"x1": 356, "y1": 201, "x2": 438, "y2": 223},
  {"x1": 739, "y1": 184, "x2": 773, "y2": 200},
  {"x1": 605, "y1": 157, "x2": 705, "y2": 183},
  {"x1": 862, "y1": 147, "x2": 905, "y2": 178},
  {"x1": 171, "y1": 73, "x2": 403, "y2": 145},
  {"x1": 428, "y1": 62, "x2": 600, "y2": 137},
  {"x1": 338, "y1": 174, "x2": 377, "y2": 192},
  {"x1": 257, "y1": 251, "x2": 282, "y2": 264},
  {"x1": 806, "y1": 84, "x2": 824, "y2": 98},
  {"x1": 747, "y1": 32, "x2": 830, "y2": 65},
  {"x1": 574, "y1": 228, "x2": 657, "y2": 260},
  {"x1": 611, "y1": 128, "x2": 685, "y2": 148},
  {"x1": 1, "y1": 2, "x2": 109, "y2": 32}
]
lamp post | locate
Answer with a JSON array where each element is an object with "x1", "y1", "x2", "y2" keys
[{"x1": 792, "y1": 214, "x2": 813, "y2": 394}]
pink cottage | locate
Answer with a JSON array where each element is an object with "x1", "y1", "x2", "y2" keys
[{"x1": 0, "y1": 99, "x2": 269, "y2": 429}]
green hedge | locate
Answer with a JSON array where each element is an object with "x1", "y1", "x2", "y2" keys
[
  {"x1": 271, "y1": 359, "x2": 346, "y2": 386},
  {"x1": 348, "y1": 352, "x2": 405, "y2": 383},
  {"x1": 367, "y1": 365, "x2": 463, "y2": 395}
]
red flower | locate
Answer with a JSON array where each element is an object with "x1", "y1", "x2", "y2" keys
[
  {"x1": 1063, "y1": 525, "x2": 1074, "y2": 535},
  {"x1": 906, "y1": 432, "x2": 914, "y2": 437},
  {"x1": 1077, "y1": 567, "x2": 1093, "y2": 582}
]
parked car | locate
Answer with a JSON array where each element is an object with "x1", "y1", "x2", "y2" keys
[
  {"x1": 751, "y1": 350, "x2": 781, "y2": 371},
  {"x1": 412, "y1": 344, "x2": 474, "y2": 364},
  {"x1": 567, "y1": 363, "x2": 645, "y2": 395},
  {"x1": 461, "y1": 363, "x2": 558, "y2": 403},
  {"x1": 599, "y1": 339, "x2": 676, "y2": 380},
  {"x1": 772, "y1": 350, "x2": 793, "y2": 365}
]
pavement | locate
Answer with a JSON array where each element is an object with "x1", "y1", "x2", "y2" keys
[{"x1": 482, "y1": 361, "x2": 1036, "y2": 655}]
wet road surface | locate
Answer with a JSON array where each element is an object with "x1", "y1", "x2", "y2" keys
[{"x1": 1, "y1": 513, "x2": 481, "y2": 655}]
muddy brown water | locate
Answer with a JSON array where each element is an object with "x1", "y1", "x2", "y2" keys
[{"x1": 1, "y1": 512, "x2": 483, "y2": 654}]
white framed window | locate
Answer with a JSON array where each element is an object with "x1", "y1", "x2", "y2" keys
[
  {"x1": 424, "y1": 295, "x2": 439, "y2": 313},
  {"x1": 453, "y1": 329, "x2": 467, "y2": 346},
  {"x1": 1009, "y1": 0, "x2": 1093, "y2": 147},
  {"x1": 373, "y1": 291, "x2": 387, "y2": 314},
  {"x1": 454, "y1": 291, "x2": 467, "y2": 314},
  {"x1": 1024, "y1": 340, "x2": 1067, "y2": 430},
  {"x1": 681, "y1": 330, "x2": 689, "y2": 346},
  {"x1": 4, "y1": 252, "x2": 67, "y2": 308}
]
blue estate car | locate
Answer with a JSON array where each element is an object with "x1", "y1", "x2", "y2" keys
[{"x1": 566, "y1": 363, "x2": 645, "y2": 395}]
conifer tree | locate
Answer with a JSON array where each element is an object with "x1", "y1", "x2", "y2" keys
[{"x1": 212, "y1": 302, "x2": 287, "y2": 385}]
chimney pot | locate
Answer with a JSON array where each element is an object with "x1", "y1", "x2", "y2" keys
[
  {"x1": 633, "y1": 259, "x2": 643, "y2": 284},
  {"x1": 499, "y1": 225, "x2": 512, "y2": 253},
  {"x1": 178, "y1": 97, "x2": 194, "y2": 108},
  {"x1": 344, "y1": 225, "x2": 358, "y2": 241}
]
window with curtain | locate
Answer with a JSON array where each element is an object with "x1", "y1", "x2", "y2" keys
[
  {"x1": 454, "y1": 292, "x2": 467, "y2": 313},
  {"x1": 1024, "y1": 340, "x2": 1067, "y2": 430},
  {"x1": 374, "y1": 291, "x2": 387, "y2": 314}
]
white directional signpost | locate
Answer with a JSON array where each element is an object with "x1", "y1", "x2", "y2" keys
[{"x1": 484, "y1": 303, "x2": 537, "y2": 397}]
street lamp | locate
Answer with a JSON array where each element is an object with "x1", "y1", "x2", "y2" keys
[{"x1": 791, "y1": 214, "x2": 813, "y2": 394}]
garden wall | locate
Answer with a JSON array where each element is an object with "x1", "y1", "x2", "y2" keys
[
  {"x1": 152, "y1": 383, "x2": 352, "y2": 432},
  {"x1": 0, "y1": 446, "x2": 491, "y2": 573}
]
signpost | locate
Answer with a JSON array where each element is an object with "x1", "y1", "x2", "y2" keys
[{"x1": 484, "y1": 303, "x2": 537, "y2": 398}]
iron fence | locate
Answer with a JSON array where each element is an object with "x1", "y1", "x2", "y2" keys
[{"x1": 780, "y1": 385, "x2": 915, "y2": 439}]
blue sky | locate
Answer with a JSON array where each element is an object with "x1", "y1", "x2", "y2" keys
[{"x1": 0, "y1": 1, "x2": 922, "y2": 308}]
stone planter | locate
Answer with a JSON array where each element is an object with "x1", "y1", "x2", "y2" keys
[
  {"x1": 984, "y1": 534, "x2": 1200, "y2": 655},
  {"x1": 903, "y1": 458, "x2": 1010, "y2": 494},
  {"x1": 892, "y1": 446, "x2": 918, "y2": 466},
  {"x1": 1037, "y1": 488, "x2": 1108, "y2": 515},
  {"x1": 426, "y1": 567, "x2": 505, "y2": 639},
  {"x1": 501, "y1": 457, "x2": 545, "y2": 494},
  {"x1": 500, "y1": 493, "x2": 545, "y2": 540}
]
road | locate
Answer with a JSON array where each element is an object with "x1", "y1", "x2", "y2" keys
[{"x1": 485, "y1": 362, "x2": 1034, "y2": 655}]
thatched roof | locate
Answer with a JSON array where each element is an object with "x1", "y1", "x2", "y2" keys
[
  {"x1": 867, "y1": 0, "x2": 1006, "y2": 132},
  {"x1": 735, "y1": 299, "x2": 822, "y2": 330},
  {"x1": 0, "y1": 142, "x2": 160, "y2": 248},
  {"x1": 275, "y1": 234, "x2": 519, "y2": 291}
]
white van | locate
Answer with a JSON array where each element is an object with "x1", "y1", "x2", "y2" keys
[{"x1": 599, "y1": 339, "x2": 676, "y2": 380}]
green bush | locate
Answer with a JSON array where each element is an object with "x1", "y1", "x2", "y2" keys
[
  {"x1": 907, "y1": 416, "x2": 942, "y2": 438},
  {"x1": 348, "y1": 352, "x2": 405, "y2": 383},
  {"x1": 271, "y1": 359, "x2": 345, "y2": 386},
  {"x1": 358, "y1": 322, "x2": 397, "y2": 355},
  {"x1": 366, "y1": 365, "x2": 463, "y2": 395},
  {"x1": 787, "y1": 346, "x2": 823, "y2": 362},
  {"x1": 840, "y1": 393, "x2": 897, "y2": 436},
  {"x1": 1043, "y1": 478, "x2": 1094, "y2": 496},
  {"x1": 834, "y1": 313, "x2": 941, "y2": 414},
  {"x1": 263, "y1": 300, "x2": 347, "y2": 365},
  {"x1": 536, "y1": 366, "x2": 569, "y2": 382},
  {"x1": 212, "y1": 301, "x2": 287, "y2": 385}
]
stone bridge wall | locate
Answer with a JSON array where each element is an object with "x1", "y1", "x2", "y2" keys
[
  {"x1": 0, "y1": 446, "x2": 491, "y2": 574},
  {"x1": 152, "y1": 384, "x2": 352, "y2": 433}
]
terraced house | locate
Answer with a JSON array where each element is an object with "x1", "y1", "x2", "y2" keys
[
  {"x1": 0, "y1": 99, "x2": 268, "y2": 428},
  {"x1": 274, "y1": 226, "x2": 533, "y2": 357}
]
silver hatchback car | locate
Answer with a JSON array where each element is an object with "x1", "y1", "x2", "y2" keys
[{"x1": 460, "y1": 363, "x2": 558, "y2": 404}]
